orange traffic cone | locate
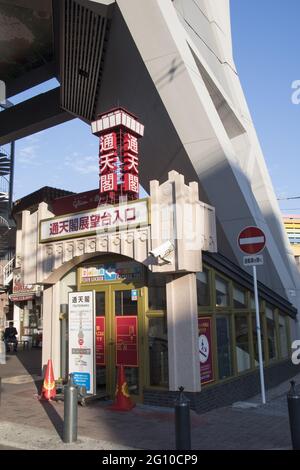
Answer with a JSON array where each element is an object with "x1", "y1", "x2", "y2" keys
[
  {"x1": 108, "y1": 365, "x2": 135, "y2": 411},
  {"x1": 40, "y1": 359, "x2": 56, "y2": 400}
]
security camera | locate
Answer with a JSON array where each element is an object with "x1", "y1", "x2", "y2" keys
[{"x1": 149, "y1": 240, "x2": 175, "y2": 264}]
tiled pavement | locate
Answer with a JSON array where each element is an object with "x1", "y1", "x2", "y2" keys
[{"x1": 0, "y1": 349, "x2": 298, "y2": 450}]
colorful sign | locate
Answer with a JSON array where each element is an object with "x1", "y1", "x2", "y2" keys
[
  {"x1": 40, "y1": 199, "x2": 149, "y2": 242},
  {"x1": 238, "y1": 226, "x2": 266, "y2": 255},
  {"x1": 91, "y1": 107, "x2": 144, "y2": 204},
  {"x1": 116, "y1": 316, "x2": 138, "y2": 367},
  {"x1": 96, "y1": 317, "x2": 105, "y2": 366},
  {"x1": 80, "y1": 262, "x2": 143, "y2": 284},
  {"x1": 10, "y1": 268, "x2": 37, "y2": 302},
  {"x1": 68, "y1": 291, "x2": 95, "y2": 394},
  {"x1": 198, "y1": 317, "x2": 214, "y2": 385},
  {"x1": 52, "y1": 189, "x2": 99, "y2": 216}
]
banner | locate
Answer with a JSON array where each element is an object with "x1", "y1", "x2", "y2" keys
[
  {"x1": 198, "y1": 317, "x2": 214, "y2": 385},
  {"x1": 68, "y1": 291, "x2": 95, "y2": 394},
  {"x1": 116, "y1": 316, "x2": 138, "y2": 367},
  {"x1": 96, "y1": 317, "x2": 105, "y2": 366},
  {"x1": 40, "y1": 199, "x2": 149, "y2": 242}
]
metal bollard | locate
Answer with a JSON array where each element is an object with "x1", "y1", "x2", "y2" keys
[
  {"x1": 174, "y1": 386, "x2": 191, "y2": 450},
  {"x1": 287, "y1": 380, "x2": 300, "y2": 450},
  {"x1": 63, "y1": 374, "x2": 78, "y2": 443}
]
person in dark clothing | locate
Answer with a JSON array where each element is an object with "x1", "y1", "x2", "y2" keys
[{"x1": 4, "y1": 322, "x2": 18, "y2": 352}]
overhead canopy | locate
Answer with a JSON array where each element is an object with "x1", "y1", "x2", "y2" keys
[{"x1": 0, "y1": 0, "x2": 53, "y2": 86}]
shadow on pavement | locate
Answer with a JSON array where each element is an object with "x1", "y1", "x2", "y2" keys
[{"x1": 38, "y1": 399, "x2": 64, "y2": 439}]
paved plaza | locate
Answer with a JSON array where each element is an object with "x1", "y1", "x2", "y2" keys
[{"x1": 0, "y1": 349, "x2": 298, "y2": 450}]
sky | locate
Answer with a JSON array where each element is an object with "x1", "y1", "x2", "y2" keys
[
  {"x1": 231, "y1": 0, "x2": 300, "y2": 214},
  {"x1": 9, "y1": 0, "x2": 300, "y2": 214}
]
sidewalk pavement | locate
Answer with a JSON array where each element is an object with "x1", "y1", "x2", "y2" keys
[{"x1": 0, "y1": 349, "x2": 298, "y2": 450}]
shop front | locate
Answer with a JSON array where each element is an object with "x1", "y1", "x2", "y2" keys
[
  {"x1": 10, "y1": 268, "x2": 43, "y2": 347},
  {"x1": 59, "y1": 257, "x2": 168, "y2": 402}
]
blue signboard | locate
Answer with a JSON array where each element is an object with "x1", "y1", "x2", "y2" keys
[{"x1": 73, "y1": 372, "x2": 90, "y2": 391}]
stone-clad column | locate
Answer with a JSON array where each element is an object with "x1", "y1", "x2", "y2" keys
[
  {"x1": 42, "y1": 285, "x2": 52, "y2": 374},
  {"x1": 166, "y1": 272, "x2": 200, "y2": 392},
  {"x1": 42, "y1": 282, "x2": 61, "y2": 378}
]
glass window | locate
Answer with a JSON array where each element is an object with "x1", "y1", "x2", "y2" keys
[
  {"x1": 250, "y1": 294, "x2": 262, "y2": 310},
  {"x1": 252, "y1": 314, "x2": 265, "y2": 365},
  {"x1": 197, "y1": 268, "x2": 210, "y2": 306},
  {"x1": 279, "y1": 314, "x2": 288, "y2": 358},
  {"x1": 235, "y1": 315, "x2": 250, "y2": 372},
  {"x1": 233, "y1": 285, "x2": 246, "y2": 308},
  {"x1": 115, "y1": 290, "x2": 138, "y2": 316},
  {"x1": 266, "y1": 305, "x2": 277, "y2": 361},
  {"x1": 148, "y1": 317, "x2": 168, "y2": 387},
  {"x1": 96, "y1": 292, "x2": 105, "y2": 316},
  {"x1": 148, "y1": 273, "x2": 166, "y2": 310},
  {"x1": 216, "y1": 316, "x2": 233, "y2": 379},
  {"x1": 215, "y1": 276, "x2": 229, "y2": 307}
]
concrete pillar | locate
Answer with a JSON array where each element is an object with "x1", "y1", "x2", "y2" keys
[
  {"x1": 166, "y1": 272, "x2": 200, "y2": 392},
  {"x1": 42, "y1": 283, "x2": 61, "y2": 378}
]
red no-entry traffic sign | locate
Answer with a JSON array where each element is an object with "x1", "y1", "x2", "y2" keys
[{"x1": 238, "y1": 226, "x2": 266, "y2": 255}]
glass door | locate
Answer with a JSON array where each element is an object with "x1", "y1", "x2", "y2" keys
[
  {"x1": 84, "y1": 282, "x2": 145, "y2": 401},
  {"x1": 110, "y1": 285, "x2": 144, "y2": 402},
  {"x1": 95, "y1": 287, "x2": 109, "y2": 395}
]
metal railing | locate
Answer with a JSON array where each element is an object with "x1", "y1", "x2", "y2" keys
[{"x1": 3, "y1": 256, "x2": 15, "y2": 285}]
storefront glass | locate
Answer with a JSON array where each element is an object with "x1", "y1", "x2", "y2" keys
[
  {"x1": 252, "y1": 314, "x2": 265, "y2": 365},
  {"x1": 216, "y1": 315, "x2": 232, "y2": 379},
  {"x1": 235, "y1": 315, "x2": 251, "y2": 372},
  {"x1": 197, "y1": 269, "x2": 210, "y2": 306},
  {"x1": 233, "y1": 285, "x2": 246, "y2": 309},
  {"x1": 266, "y1": 305, "x2": 277, "y2": 361},
  {"x1": 279, "y1": 314, "x2": 289, "y2": 358},
  {"x1": 148, "y1": 273, "x2": 166, "y2": 310},
  {"x1": 148, "y1": 316, "x2": 168, "y2": 387},
  {"x1": 215, "y1": 276, "x2": 229, "y2": 307}
]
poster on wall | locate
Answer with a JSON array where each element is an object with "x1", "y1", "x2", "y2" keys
[
  {"x1": 68, "y1": 291, "x2": 95, "y2": 394},
  {"x1": 116, "y1": 316, "x2": 138, "y2": 367},
  {"x1": 96, "y1": 317, "x2": 105, "y2": 366},
  {"x1": 198, "y1": 317, "x2": 214, "y2": 385}
]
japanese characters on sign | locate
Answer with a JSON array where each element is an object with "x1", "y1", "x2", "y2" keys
[
  {"x1": 40, "y1": 199, "x2": 149, "y2": 242},
  {"x1": 91, "y1": 108, "x2": 144, "y2": 204},
  {"x1": 99, "y1": 132, "x2": 118, "y2": 194},
  {"x1": 68, "y1": 291, "x2": 95, "y2": 394},
  {"x1": 243, "y1": 255, "x2": 264, "y2": 266}
]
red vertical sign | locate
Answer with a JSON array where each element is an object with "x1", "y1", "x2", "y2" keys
[
  {"x1": 96, "y1": 317, "x2": 105, "y2": 366},
  {"x1": 198, "y1": 317, "x2": 214, "y2": 385},
  {"x1": 116, "y1": 316, "x2": 138, "y2": 367}
]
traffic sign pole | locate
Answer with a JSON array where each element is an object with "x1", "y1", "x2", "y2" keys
[
  {"x1": 238, "y1": 226, "x2": 267, "y2": 405},
  {"x1": 253, "y1": 265, "x2": 266, "y2": 405}
]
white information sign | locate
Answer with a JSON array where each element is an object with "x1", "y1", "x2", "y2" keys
[
  {"x1": 243, "y1": 255, "x2": 264, "y2": 267},
  {"x1": 68, "y1": 291, "x2": 95, "y2": 395}
]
